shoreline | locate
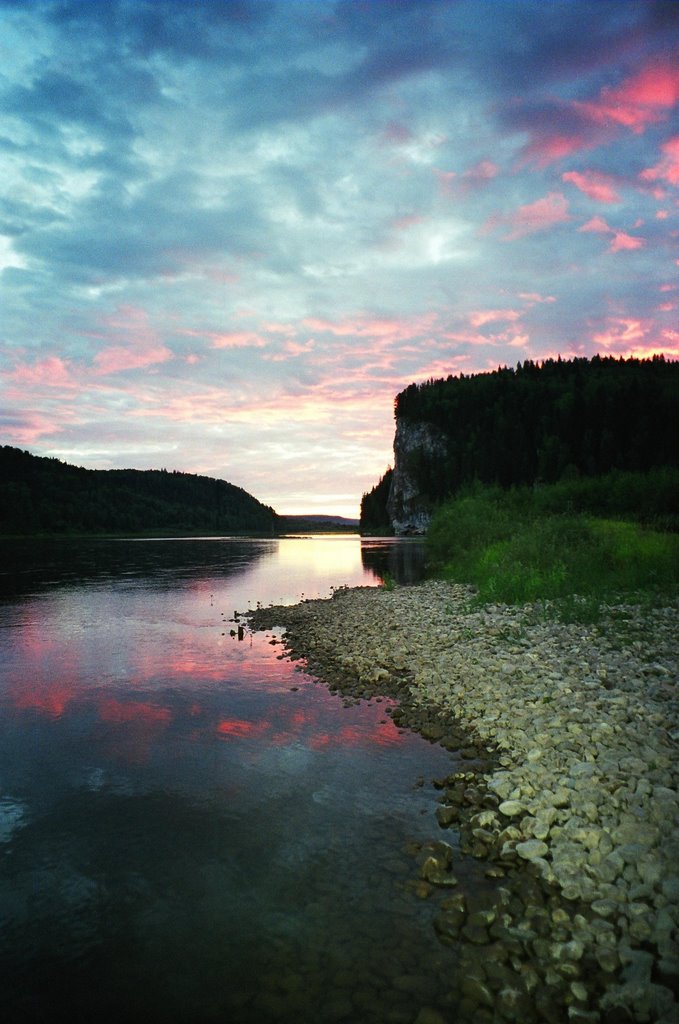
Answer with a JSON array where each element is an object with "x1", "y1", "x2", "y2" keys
[{"x1": 249, "y1": 580, "x2": 678, "y2": 1024}]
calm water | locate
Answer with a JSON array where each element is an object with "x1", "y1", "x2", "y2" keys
[{"x1": 0, "y1": 536, "x2": 457, "y2": 1023}]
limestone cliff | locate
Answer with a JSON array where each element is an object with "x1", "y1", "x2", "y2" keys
[{"x1": 386, "y1": 419, "x2": 447, "y2": 535}]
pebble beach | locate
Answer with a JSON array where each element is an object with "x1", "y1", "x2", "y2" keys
[{"x1": 249, "y1": 580, "x2": 679, "y2": 1024}]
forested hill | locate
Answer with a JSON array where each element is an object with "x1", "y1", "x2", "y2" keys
[
  {"x1": 0, "y1": 446, "x2": 278, "y2": 536},
  {"x1": 361, "y1": 355, "x2": 678, "y2": 532}
]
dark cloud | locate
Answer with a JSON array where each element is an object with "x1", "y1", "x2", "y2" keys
[
  {"x1": 11, "y1": 168, "x2": 271, "y2": 283},
  {"x1": 37, "y1": 0, "x2": 270, "y2": 59}
]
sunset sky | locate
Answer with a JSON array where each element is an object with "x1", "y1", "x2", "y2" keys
[{"x1": 1, "y1": 0, "x2": 678, "y2": 517}]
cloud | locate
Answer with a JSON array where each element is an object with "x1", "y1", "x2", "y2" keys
[
  {"x1": 640, "y1": 134, "x2": 679, "y2": 187},
  {"x1": 579, "y1": 215, "x2": 645, "y2": 253},
  {"x1": 487, "y1": 192, "x2": 571, "y2": 240},
  {"x1": 10, "y1": 355, "x2": 76, "y2": 387},
  {"x1": 589, "y1": 315, "x2": 679, "y2": 358},
  {"x1": 468, "y1": 309, "x2": 522, "y2": 328},
  {"x1": 562, "y1": 170, "x2": 621, "y2": 203},
  {"x1": 608, "y1": 231, "x2": 645, "y2": 254},
  {"x1": 520, "y1": 123, "x2": 597, "y2": 168},
  {"x1": 507, "y1": 42, "x2": 679, "y2": 167},
  {"x1": 93, "y1": 344, "x2": 173, "y2": 375},
  {"x1": 573, "y1": 55, "x2": 679, "y2": 133},
  {"x1": 1, "y1": 0, "x2": 677, "y2": 516}
]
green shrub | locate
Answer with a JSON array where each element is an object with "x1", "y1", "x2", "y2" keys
[{"x1": 427, "y1": 475, "x2": 679, "y2": 612}]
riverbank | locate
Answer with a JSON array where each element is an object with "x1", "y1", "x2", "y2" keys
[{"x1": 248, "y1": 580, "x2": 678, "y2": 1024}]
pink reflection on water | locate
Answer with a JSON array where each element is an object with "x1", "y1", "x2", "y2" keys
[
  {"x1": 99, "y1": 697, "x2": 172, "y2": 725},
  {"x1": 214, "y1": 699, "x2": 401, "y2": 751}
]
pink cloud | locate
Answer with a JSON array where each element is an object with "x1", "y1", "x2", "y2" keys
[
  {"x1": 179, "y1": 328, "x2": 267, "y2": 350},
  {"x1": 592, "y1": 317, "x2": 654, "y2": 356},
  {"x1": 209, "y1": 331, "x2": 267, "y2": 350},
  {"x1": 609, "y1": 231, "x2": 644, "y2": 253},
  {"x1": 0, "y1": 410, "x2": 64, "y2": 445},
  {"x1": 522, "y1": 133, "x2": 592, "y2": 169},
  {"x1": 468, "y1": 309, "x2": 522, "y2": 328},
  {"x1": 520, "y1": 53, "x2": 679, "y2": 168},
  {"x1": 93, "y1": 344, "x2": 173, "y2": 375},
  {"x1": 498, "y1": 191, "x2": 571, "y2": 240},
  {"x1": 303, "y1": 317, "x2": 355, "y2": 336},
  {"x1": 579, "y1": 215, "x2": 644, "y2": 253},
  {"x1": 640, "y1": 135, "x2": 679, "y2": 187},
  {"x1": 562, "y1": 169, "x2": 620, "y2": 203},
  {"x1": 574, "y1": 57, "x2": 679, "y2": 133},
  {"x1": 262, "y1": 321, "x2": 296, "y2": 336},
  {"x1": 579, "y1": 215, "x2": 610, "y2": 234},
  {"x1": 302, "y1": 314, "x2": 435, "y2": 343},
  {"x1": 437, "y1": 160, "x2": 499, "y2": 197},
  {"x1": 11, "y1": 356, "x2": 75, "y2": 387},
  {"x1": 519, "y1": 292, "x2": 556, "y2": 304},
  {"x1": 264, "y1": 339, "x2": 316, "y2": 362}
]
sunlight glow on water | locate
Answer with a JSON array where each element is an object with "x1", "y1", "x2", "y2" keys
[{"x1": 0, "y1": 536, "x2": 459, "y2": 1023}]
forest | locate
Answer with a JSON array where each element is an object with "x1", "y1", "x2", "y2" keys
[
  {"x1": 0, "y1": 446, "x2": 278, "y2": 536},
  {"x1": 361, "y1": 355, "x2": 678, "y2": 531}
]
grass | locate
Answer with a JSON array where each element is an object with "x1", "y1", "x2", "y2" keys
[
  {"x1": 426, "y1": 472, "x2": 679, "y2": 622},
  {"x1": 380, "y1": 570, "x2": 397, "y2": 591}
]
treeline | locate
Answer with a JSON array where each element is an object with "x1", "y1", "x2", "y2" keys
[
  {"x1": 361, "y1": 355, "x2": 678, "y2": 530},
  {"x1": 0, "y1": 446, "x2": 278, "y2": 536},
  {"x1": 360, "y1": 468, "x2": 393, "y2": 534}
]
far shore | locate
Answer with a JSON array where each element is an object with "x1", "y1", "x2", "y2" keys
[{"x1": 249, "y1": 580, "x2": 679, "y2": 1024}]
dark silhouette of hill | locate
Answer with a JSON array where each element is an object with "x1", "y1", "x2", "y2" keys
[{"x1": 0, "y1": 446, "x2": 278, "y2": 536}]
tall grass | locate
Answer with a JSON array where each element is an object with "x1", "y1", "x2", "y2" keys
[{"x1": 426, "y1": 471, "x2": 679, "y2": 618}]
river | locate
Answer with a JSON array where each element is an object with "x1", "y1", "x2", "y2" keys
[{"x1": 0, "y1": 535, "x2": 458, "y2": 1023}]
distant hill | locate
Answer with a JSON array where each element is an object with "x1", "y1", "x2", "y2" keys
[
  {"x1": 278, "y1": 514, "x2": 359, "y2": 533},
  {"x1": 361, "y1": 354, "x2": 679, "y2": 534},
  {"x1": 0, "y1": 446, "x2": 278, "y2": 536}
]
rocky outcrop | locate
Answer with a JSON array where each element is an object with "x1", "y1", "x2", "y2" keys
[{"x1": 387, "y1": 419, "x2": 447, "y2": 535}]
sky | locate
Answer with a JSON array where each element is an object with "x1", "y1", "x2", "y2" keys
[{"x1": 1, "y1": 0, "x2": 678, "y2": 518}]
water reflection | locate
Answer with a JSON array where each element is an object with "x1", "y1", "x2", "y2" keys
[
  {"x1": 0, "y1": 536, "x2": 274, "y2": 602},
  {"x1": 360, "y1": 536, "x2": 427, "y2": 584},
  {"x1": 0, "y1": 537, "x2": 453, "y2": 1022}
]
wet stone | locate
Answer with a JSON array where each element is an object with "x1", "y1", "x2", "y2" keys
[
  {"x1": 461, "y1": 922, "x2": 490, "y2": 944},
  {"x1": 461, "y1": 977, "x2": 494, "y2": 1008},
  {"x1": 435, "y1": 804, "x2": 459, "y2": 827}
]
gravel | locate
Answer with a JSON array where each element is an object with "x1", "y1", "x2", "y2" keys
[{"x1": 248, "y1": 581, "x2": 679, "y2": 1024}]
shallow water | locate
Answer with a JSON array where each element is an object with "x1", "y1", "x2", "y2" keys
[{"x1": 0, "y1": 536, "x2": 458, "y2": 1022}]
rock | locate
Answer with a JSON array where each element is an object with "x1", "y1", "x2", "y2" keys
[
  {"x1": 414, "y1": 1010, "x2": 447, "y2": 1024},
  {"x1": 499, "y1": 799, "x2": 524, "y2": 817},
  {"x1": 435, "y1": 804, "x2": 458, "y2": 827},
  {"x1": 461, "y1": 921, "x2": 490, "y2": 944},
  {"x1": 516, "y1": 839, "x2": 549, "y2": 860},
  {"x1": 461, "y1": 977, "x2": 494, "y2": 1008},
  {"x1": 433, "y1": 910, "x2": 464, "y2": 941}
]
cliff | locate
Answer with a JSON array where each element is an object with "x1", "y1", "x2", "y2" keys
[{"x1": 386, "y1": 419, "x2": 447, "y2": 535}]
